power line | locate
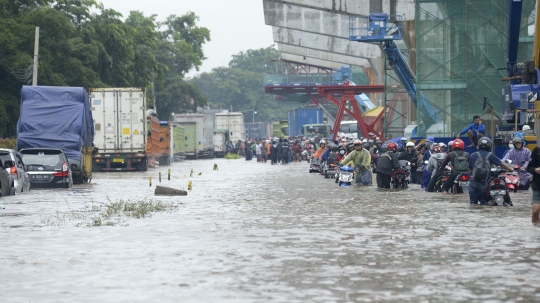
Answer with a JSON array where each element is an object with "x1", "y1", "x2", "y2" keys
[{"x1": 0, "y1": 48, "x2": 38, "y2": 83}]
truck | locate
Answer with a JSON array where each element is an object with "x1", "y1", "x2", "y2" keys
[
  {"x1": 215, "y1": 112, "x2": 245, "y2": 145},
  {"x1": 171, "y1": 122, "x2": 185, "y2": 161},
  {"x1": 288, "y1": 108, "x2": 323, "y2": 137},
  {"x1": 147, "y1": 115, "x2": 171, "y2": 167},
  {"x1": 89, "y1": 88, "x2": 147, "y2": 171},
  {"x1": 213, "y1": 129, "x2": 230, "y2": 157},
  {"x1": 173, "y1": 114, "x2": 214, "y2": 158},
  {"x1": 17, "y1": 86, "x2": 94, "y2": 183},
  {"x1": 245, "y1": 122, "x2": 269, "y2": 140}
]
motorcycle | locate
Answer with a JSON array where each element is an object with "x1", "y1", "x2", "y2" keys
[
  {"x1": 500, "y1": 160, "x2": 520, "y2": 193},
  {"x1": 452, "y1": 172, "x2": 470, "y2": 194},
  {"x1": 337, "y1": 166, "x2": 355, "y2": 186},
  {"x1": 485, "y1": 167, "x2": 513, "y2": 206},
  {"x1": 435, "y1": 166, "x2": 453, "y2": 192},
  {"x1": 324, "y1": 161, "x2": 338, "y2": 179},
  {"x1": 302, "y1": 149, "x2": 314, "y2": 162},
  {"x1": 391, "y1": 160, "x2": 410, "y2": 188},
  {"x1": 309, "y1": 157, "x2": 322, "y2": 173}
]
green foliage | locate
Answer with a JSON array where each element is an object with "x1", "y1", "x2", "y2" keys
[
  {"x1": 0, "y1": 3, "x2": 210, "y2": 137},
  {"x1": 190, "y1": 46, "x2": 297, "y2": 123},
  {"x1": 0, "y1": 138, "x2": 16, "y2": 149}
]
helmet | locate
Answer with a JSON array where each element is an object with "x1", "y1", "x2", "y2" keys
[
  {"x1": 346, "y1": 142, "x2": 354, "y2": 151},
  {"x1": 439, "y1": 142, "x2": 446, "y2": 147},
  {"x1": 368, "y1": 139, "x2": 374, "y2": 144},
  {"x1": 433, "y1": 144, "x2": 441, "y2": 152},
  {"x1": 305, "y1": 140, "x2": 310, "y2": 144},
  {"x1": 523, "y1": 125, "x2": 531, "y2": 131},
  {"x1": 427, "y1": 136, "x2": 434, "y2": 142},
  {"x1": 353, "y1": 139, "x2": 362, "y2": 145},
  {"x1": 406, "y1": 142, "x2": 415, "y2": 147},
  {"x1": 331, "y1": 145, "x2": 338, "y2": 151},
  {"x1": 401, "y1": 137, "x2": 407, "y2": 141},
  {"x1": 274, "y1": 137, "x2": 279, "y2": 141},
  {"x1": 513, "y1": 136, "x2": 524, "y2": 144},
  {"x1": 477, "y1": 137, "x2": 492, "y2": 151},
  {"x1": 387, "y1": 142, "x2": 397, "y2": 153},
  {"x1": 452, "y1": 139, "x2": 464, "y2": 150},
  {"x1": 376, "y1": 140, "x2": 382, "y2": 145},
  {"x1": 448, "y1": 140, "x2": 454, "y2": 147},
  {"x1": 362, "y1": 138, "x2": 368, "y2": 143},
  {"x1": 320, "y1": 140, "x2": 327, "y2": 145}
]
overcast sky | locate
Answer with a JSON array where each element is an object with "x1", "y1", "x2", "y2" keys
[{"x1": 98, "y1": 0, "x2": 275, "y2": 78}]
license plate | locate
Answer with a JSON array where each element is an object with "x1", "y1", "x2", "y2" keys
[
  {"x1": 32, "y1": 174, "x2": 51, "y2": 180},
  {"x1": 113, "y1": 158, "x2": 124, "y2": 163},
  {"x1": 459, "y1": 181, "x2": 468, "y2": 187}
]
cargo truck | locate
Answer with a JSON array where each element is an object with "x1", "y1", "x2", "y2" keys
[
  {"x1": 89, "y1": 88, "x2": 147, "y2": 171},
  {"x1": 215, "y1": 112, "x2": 245, "y2": 145},
  {"x1": 147, "y1": 115, "x2": 171, "y2": 167},
  {"x1": 245, "y1": 122, "x2": 269, "y2": 140},
  {"x1": 171, "y1": 122, "x2": 185, "y2": 161},
  {"x1": 213, "y1": 129, "x2": 230, "y2": 157},
  {"x1": 173, "y1": 114, "x2": 213, "y2": 159},
  {"x1": 17, "y1": 86, "x2": 94, "y2": 183},
  {"x1": 288, "y1": 108, "x2": 323, "y2": 137}
]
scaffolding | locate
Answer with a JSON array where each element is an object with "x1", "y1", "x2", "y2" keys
[{"x1": 415, "y1": 0, "x2": 536, "y2": 137}]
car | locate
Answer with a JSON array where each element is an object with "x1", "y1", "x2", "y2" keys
[
  {"x1": 19, "y1": 148, "x2": 73, "y2": 189},
  {"x1": 0, "y1": 149, "x2": 30, "y2": 194}
]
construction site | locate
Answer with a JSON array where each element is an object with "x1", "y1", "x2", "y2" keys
[{"x1": 262, "y1": 0, "x2": 537, "y2": 142}]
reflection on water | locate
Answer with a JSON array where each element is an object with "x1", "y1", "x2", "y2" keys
[{"x1": 1, "y1": 159, "x2": 539, "y2": 302}]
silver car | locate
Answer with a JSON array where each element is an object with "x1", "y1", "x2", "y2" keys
[{"x1": 0, "y1": 149, "x2": 30, "y2": 194}]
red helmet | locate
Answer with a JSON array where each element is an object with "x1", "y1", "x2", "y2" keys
[
  {"x1": 452, "y1": 139, "x2": 464, "y2": 150},
  {"x1": 387, "y1": 142, "x2": 397, "y2": 152}
]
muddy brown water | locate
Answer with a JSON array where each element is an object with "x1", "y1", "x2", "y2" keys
[{"x1": 1, "y1": 159, "x2": 539, "y2": 302}]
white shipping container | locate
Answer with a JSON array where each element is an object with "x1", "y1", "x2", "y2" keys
[
  {"x1": 215, "y1": 112, "x2": 245, "y2": 144},
  {"x1": 89, "y1": 88, "x2": 147, "y2": 152},
  {"x1": 213, "y1": 133, "x2": 225, "y2": 155}
]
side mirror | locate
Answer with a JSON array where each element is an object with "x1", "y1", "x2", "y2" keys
[{"x1": 4, "y1": 160, "x2": 15, "y2": 168}]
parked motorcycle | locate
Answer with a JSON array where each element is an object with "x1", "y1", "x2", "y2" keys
[
  {"x1": 485, "y1": 167, "x2": 513, "y2": 206},
  {"x1": 337, "y1": 166, "x2": 355, "y2": 186},
  {"x1": 391, "y1": 160, "x2": 410, "y2": 188}
]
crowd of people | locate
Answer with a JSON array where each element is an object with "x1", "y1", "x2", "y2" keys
[{"x1": 231, "y1": 116, "x2": 540, "y2": 223}]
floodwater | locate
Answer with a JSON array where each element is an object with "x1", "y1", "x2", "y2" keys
[{"x1": 1, "y1": 158, "x2": 540, "y2": 302}]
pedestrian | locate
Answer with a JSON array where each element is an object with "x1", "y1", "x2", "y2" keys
[
  {"x1": 526, "y1": 144, "x2": 540, "y2": 223},
  {"x1": 421, "y1": 137, "x2": 434, "y2": 189},
  {"x1": 291, "y1": 142, "x2": 301, "y2": 162},
  {"x1": 281, "y1": 139, "x2": 290, "y2": 164},
  {"x1": 457, "y1": 115, "x2": 485, "y2": 147},
  {"x1": 375, "y1": 142, "x2": 399, "y2": 188},
  {"x1": 244, "y1": 141, "x2": 252, "y2": 161},
  {"x1": 468, "y1": 137, "x2": 513, "y2": 205},
  {"x1": 270, "y1": 138, "x2": 279, "y2": 165},
  {"x1": 260, "y1": 141, "x2": 268, "y2": 163},
  {"x1": 256, "y1": 141, "x2": 262, "y2": 162}
]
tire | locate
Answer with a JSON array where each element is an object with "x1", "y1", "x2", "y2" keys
[{"x1": 9, "y1": 186, "x2": 15, "y2": 196}]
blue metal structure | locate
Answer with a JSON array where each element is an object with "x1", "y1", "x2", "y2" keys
[
  {"x1": 349, "y1": 13, "x2": 440, "y2": 132},
  {"x1": 506, "y1": 0, "x2": 524, "y2": 85}
]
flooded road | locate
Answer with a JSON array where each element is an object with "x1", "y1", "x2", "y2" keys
[{"x1": 1, "y1": 158, "x2": 540, "y2": 302}]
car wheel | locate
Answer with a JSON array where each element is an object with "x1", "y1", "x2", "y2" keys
[{"x1": 9, "y1": 186, "x2": 15, "y2": 196}]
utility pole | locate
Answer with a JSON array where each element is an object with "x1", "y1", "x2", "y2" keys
[{"x1": 32, "y1": 27, "x2": 39, "y2": 86}]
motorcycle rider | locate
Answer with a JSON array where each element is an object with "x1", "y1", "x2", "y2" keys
[
  {"x1": 439, "y1": 139, "x2": 470, "y2": 194},
  {"x1": 375, "y1": 142, "x2": 400, "y2": 188},
  {"x1": 399, "y1": 142, "x2": 418, "y2": 184},
  {"x1": 281, "y1": 139, "x2": 291, "y2": 164},
  {"x1": 368, "y1": 139, "x2": 375, "y2": 152},
  {"x1": 313, "y1": 139, "x2": 328, "y2": 162},
  {"x1": 468, "y1": 137, "x2": 514, "y2": 205},
  {"x1": 372, "y1": 140, "x2": 383, "y2": 155},
  {"x1": 339, "y1": 139, "x2": 372, "y2": 185},
  {"x1": 421, "y1": 137, "x2": 435, "y2": 189},
  {"x1": 398, "y1": 137, "x2": 408, "y2": 153},
  {"x1": 426, "y1": 144, "x2": 446, "y2": 192},
  {"x1": 345, "y1": 142, "x2": 355, "y2": 155},
  {"x1": 502, "y1": 136, "x2": 532, "y2": 190}
]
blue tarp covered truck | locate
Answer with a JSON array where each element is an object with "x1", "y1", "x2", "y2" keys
[{"x1": 17, "y1": 86, "x2": 94, "y2": 183}]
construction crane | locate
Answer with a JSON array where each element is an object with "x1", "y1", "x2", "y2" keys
[{"x1": 348, "y1": 13, "x2": 440, "y2": 135}]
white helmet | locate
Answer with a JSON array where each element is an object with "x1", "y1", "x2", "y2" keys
[
  {"x1": 406, "y1": 142, "x2": 415, "y2": 147},
  {"x1": 439, "y1": 142, "x2": 446, "y2": 147},
  {"x1": 362, "y1": 139, "x2": 368, "y2": 143},
  {"x1": 320, "y1": 139, "x2": 327, "y2": 145},
  {"x1": 523, "y1": 125, "x2": 531, "y2": 131}
]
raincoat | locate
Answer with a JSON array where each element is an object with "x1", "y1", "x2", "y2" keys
[{"x1": 340, "y1": 148, "x2": 372, "y2": 185}]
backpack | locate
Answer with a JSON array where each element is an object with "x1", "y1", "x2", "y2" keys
[
  {"x1": 472, "y1": 151, "x2": 492, "y2": 182},
  {"x1": 452, "y1": 151, "x2": 469, "y2": 172},
  {"x1": 327, "y1": 151, "x2": 338, "y2": 164},
  {"x1": 436, "y1": 157, "x2": 444, "y2": 170}
]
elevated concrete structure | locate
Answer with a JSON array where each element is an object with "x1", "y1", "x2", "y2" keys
[{"x1": 277, "y1": 44, "x2": 370, "y2": 67}]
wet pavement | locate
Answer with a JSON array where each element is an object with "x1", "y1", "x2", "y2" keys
[{"x1": 1, "y1": 158, "x2": 540, "y2": 302}]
